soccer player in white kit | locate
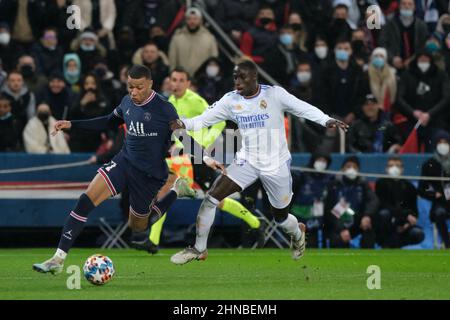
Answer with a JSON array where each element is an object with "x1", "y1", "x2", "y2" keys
[{"x1": 170, "y1": 60, "x2": 348, "y2": 264}]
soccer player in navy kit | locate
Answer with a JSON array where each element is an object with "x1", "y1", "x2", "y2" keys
[{"x1": 33, "y1": 65, "x2": 223, "y2": 274}]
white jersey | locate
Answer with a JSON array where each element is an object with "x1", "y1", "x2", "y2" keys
[{"x1": 183, "y1": 85, "x2": 332, "y2": 171}]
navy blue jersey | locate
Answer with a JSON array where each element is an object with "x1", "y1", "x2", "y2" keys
[
  {"x1": 70, "y1": 91, "x2": 179, "y2": 180},
  {"x1": 114, "y1": 92, "x2": 179, "y2": 180}
]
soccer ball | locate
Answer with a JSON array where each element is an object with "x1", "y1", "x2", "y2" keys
[{"x1": 83, "y1": 254, "x2": 115, "y2": 285}]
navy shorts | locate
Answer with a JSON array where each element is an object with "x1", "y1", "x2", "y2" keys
[{"x1": 97, "y1": 152, "x2": 166, "y2": 218}]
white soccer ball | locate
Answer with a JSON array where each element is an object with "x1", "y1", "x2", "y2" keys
[{"x1": 83, "y1": 254, "x2": 115, "y2": 285}]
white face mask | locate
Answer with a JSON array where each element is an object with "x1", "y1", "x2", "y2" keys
[
  {"x1": 417, "y1": 62, "x2": 430, "y2": 73},
  {"x1": 315, "y1": 46, "x2": 328, "y2": 59},
  {"x1": 344, "y1": 167, "x2": 358, "y2": 180},
  {"x1": 0, "y1": 32, "x2": 10, "y2": 45},
  {"x1": 387, "y1": 166, "x2": 402, "y2": 177},
  {"x1": 437, "y1": 142, "x2": 450, "y2": 156},
  {"x1": 313, "y1": 160, "x2": 327, "y2": 172},
  {"x1": 206, "y1": 65, "x2": 219, "y2": 78},
  {"x1": 297, "y1": 71, "x2": 311, "y2": 83}
]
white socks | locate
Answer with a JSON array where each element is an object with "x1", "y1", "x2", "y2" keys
[
  {"x1": 54, "y1": 248, "x2": 67, "y2": 261},
  {"x1": 195, "y1": 196, "x2": 219, "y2": 252},
  {"x1": 277, "y1": 214, "x2": 302, "y2": 241}
]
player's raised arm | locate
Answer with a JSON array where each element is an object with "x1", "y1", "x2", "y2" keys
[
  {"x1": 51, "y1": 109, "x2": 125, "y2": 136},
  {"x1": 277, "y1": 86, "x2": 349, "y2": 132}
]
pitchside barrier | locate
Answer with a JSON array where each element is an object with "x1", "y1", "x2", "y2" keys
[{"x1": 0, "y1": 152, "x2": 448, "y2": 249}]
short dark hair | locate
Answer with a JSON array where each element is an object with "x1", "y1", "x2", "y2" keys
[
  {"x1": 236, "y1": 60, "x2": 258, "y2": 75},
  {"x1": 128, "y1": 64, "x2": 152, "y2": 80},
  {"x1": 335, "y1": 36, "x2": 351, "y2": 47},
  {"x1": 170, "y1": 66, "x2": 191, "y2": 80}
]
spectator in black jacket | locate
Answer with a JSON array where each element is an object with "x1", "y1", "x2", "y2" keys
[
  {"x1": 291, "y1": 152, "x2": 334, "y2": 247},
  {"x1": 195, "y1": 57, "x2": 233, "y2": 105},
  {"x1": 140, "y1": 42, "x2": 169, "y2": 92},
  {"x1": 327, "y1": 3, "x2": 354, "y2": 49},
  {"x1": 30, "y1": 27, "x2": 64, "y2": 77},
  {"x1": 16, "y1": 55, "x2": 47, "y2": 94},
  {"x1": 347, "y1": 93, "x2": 402, "y2": 153},
  {"x1": 240, "y1": 5, "x2": 278, "y2": 65},
  {"x1": 0, "y1": 70, "x2": 35, "y2": 138},
  {"x1": 378, "y1": 0, "x2": 429, "y2": 71},
  {"x1": 418, "y1": 131, "x2": 450, "y2": 248},
  {"x1": 0, "y1": 95, "x2": 20, "y2": 151},
  {"x1": 36, "y1": 71, "x2": 75, "y2": 120},
  {"x1": 319, "y1": 38, "x2": 367, "y2": 125},
  {"x1": 375, "y1": 156, "x2": 425, "y2": 248},
  {"x1": 92, "y1": 59, "x2": 122, "y2": 109},
  {"x1": 396, "y1": 52, "x2": 450, "y2": 150},
  {"x1": 263, "y1": 24, "x2": 309, "y2": 86},
  {"x1": 68, "y1": 73, "x2": 109, "y2": 152},
  {"x1": 0, "y1": 22, "x2": 19, "y2": 72},
  {"x1": 324, "y1": 156, "x2": 379, "y2": 248}
]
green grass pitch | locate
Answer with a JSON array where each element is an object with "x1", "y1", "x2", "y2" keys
[{"x1": 0, "y1": 248, "x2": 449, "y2": 300}]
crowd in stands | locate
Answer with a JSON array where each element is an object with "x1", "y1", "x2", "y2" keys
[{"x1": 0, "y1": 0, "x2": 449, "y2": 247}]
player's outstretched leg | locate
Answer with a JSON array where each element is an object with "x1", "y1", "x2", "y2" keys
[
  {"x1": 32, "y1": 174, "x2": 112, "y2": 274},
  {"x1": 171, "y1": 175, "x2": 241, "y2": 265}
]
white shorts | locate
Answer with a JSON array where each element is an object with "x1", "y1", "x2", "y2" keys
[{"x1": 226, "y1": 159, "x2": 293, "y2": 209}]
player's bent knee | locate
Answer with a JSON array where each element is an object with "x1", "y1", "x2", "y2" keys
[
  {"x1": 201, "y1": 194, "x2": 220, "y2": 210},
  {"x1": 128, "y1": 211, "x2": 150, "y2": 232},
  {"x1": 271, "y1": 205, "x2": 290, "y2": 223}
]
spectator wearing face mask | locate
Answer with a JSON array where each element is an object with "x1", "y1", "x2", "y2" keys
[
  {"x1": 396, "y1": 51, "x2": 450, "y2": 150},
  {"x1": 375, "y1": 157, "x2": 424, "y2": 248},
  {"x1": 310, "y1": 35, "x2": 331, "y2": 73},
  {"x1": 327, "y1": 3, "x2": 354, "y2": 49},
  {"x1": 291, "y1": 153, "x2": 334, "y2": 247},
  {"x1": 63, "y1": 53, "x2": 82, "y2": 93},
  {"x1": 30, "y1": 27, "x2": 64, "y2": 77},
  {"x1": 68, "y1": 73, "x2": 109, "y2": 152},
  {"x1": 36, "y1": 71, "x2": 75, "y2": 121},
  {"x1": 424, "y1": 35, "x2": 446, "y2": 71},
  {"x1": 368, "y1": 48, "x2": 397, "y2": 113},
  {"x1": 240, "y1": 5, "x2": 278, "y2": 65},
  {"x1": 324, "y1": 156, "x2": 379, "y2": 248},
  {"x1": 0, "y1": 22, "x2": 18, "y2": 72},
  {"x1": 72, "y1": 28, "x2": 107, "y2": 74},
  {"x1": 318, "y1": 38, "x2": 367, "y2": 125},
  {"x1": 288, "y1": 11, "x2": 308, "y2": 52},
  {"x1": 194, "y1": 57, "x2": 233, "y2": 105},
  {"x1": 92, "y1": 59, "x2": 122, "y2": 109},
  {"x1": 263, "y1": 24, "x2": 309, "y2": 86},
  {"x1": 1, "y1": 70, "x2": 35, "y2": 139},
  {"x1": 16, "y1": 55, "x2": 47, "y2": 94},
  {"x1": 169, "y1": 7, "x2": 218, "y2": 76},
  {"x1": 379, "y1": 0, "x2": 429, "y2": 71},
  {"x1": 23, "y1": 103, "x2": 70, "y2": 154},
  {"x1": 289, "y1": 60, "x2": 331, "y2": 153},
  {"x1": 418, "y1": 132, "x2": 450, "y2": 248},
  {"x1": 0, "y1": 95, "x2": 20, "y2": 151},
  {"x1": 347, "y1": 93, "x2": 402, "y2": 153}
]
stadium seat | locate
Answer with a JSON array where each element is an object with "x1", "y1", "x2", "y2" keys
[{"x1": 99, "y1": 217, "x2": 129, "y2": 249}]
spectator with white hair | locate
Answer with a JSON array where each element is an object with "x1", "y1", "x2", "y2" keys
[
  {"x1": 23, "y1": 103, "x2": 70, "y2": 154},
  {"x1": 368, "y1": 47, "x2": 397, "y2": 113},
  {"x1": 169, "y1": 7, "x2": 218, "y2": 76}
]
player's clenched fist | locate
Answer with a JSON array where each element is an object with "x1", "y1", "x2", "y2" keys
[{"x1": 51, "y1": 120, "x2": 72, "y2": 136}]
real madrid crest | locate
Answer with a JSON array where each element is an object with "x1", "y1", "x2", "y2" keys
[
  {"x1": 234, "y1": 104, "x2": 243, "y2": 111},
  {"x1": 260, "y1": 99, "x2": 267, "y2": 109}
]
